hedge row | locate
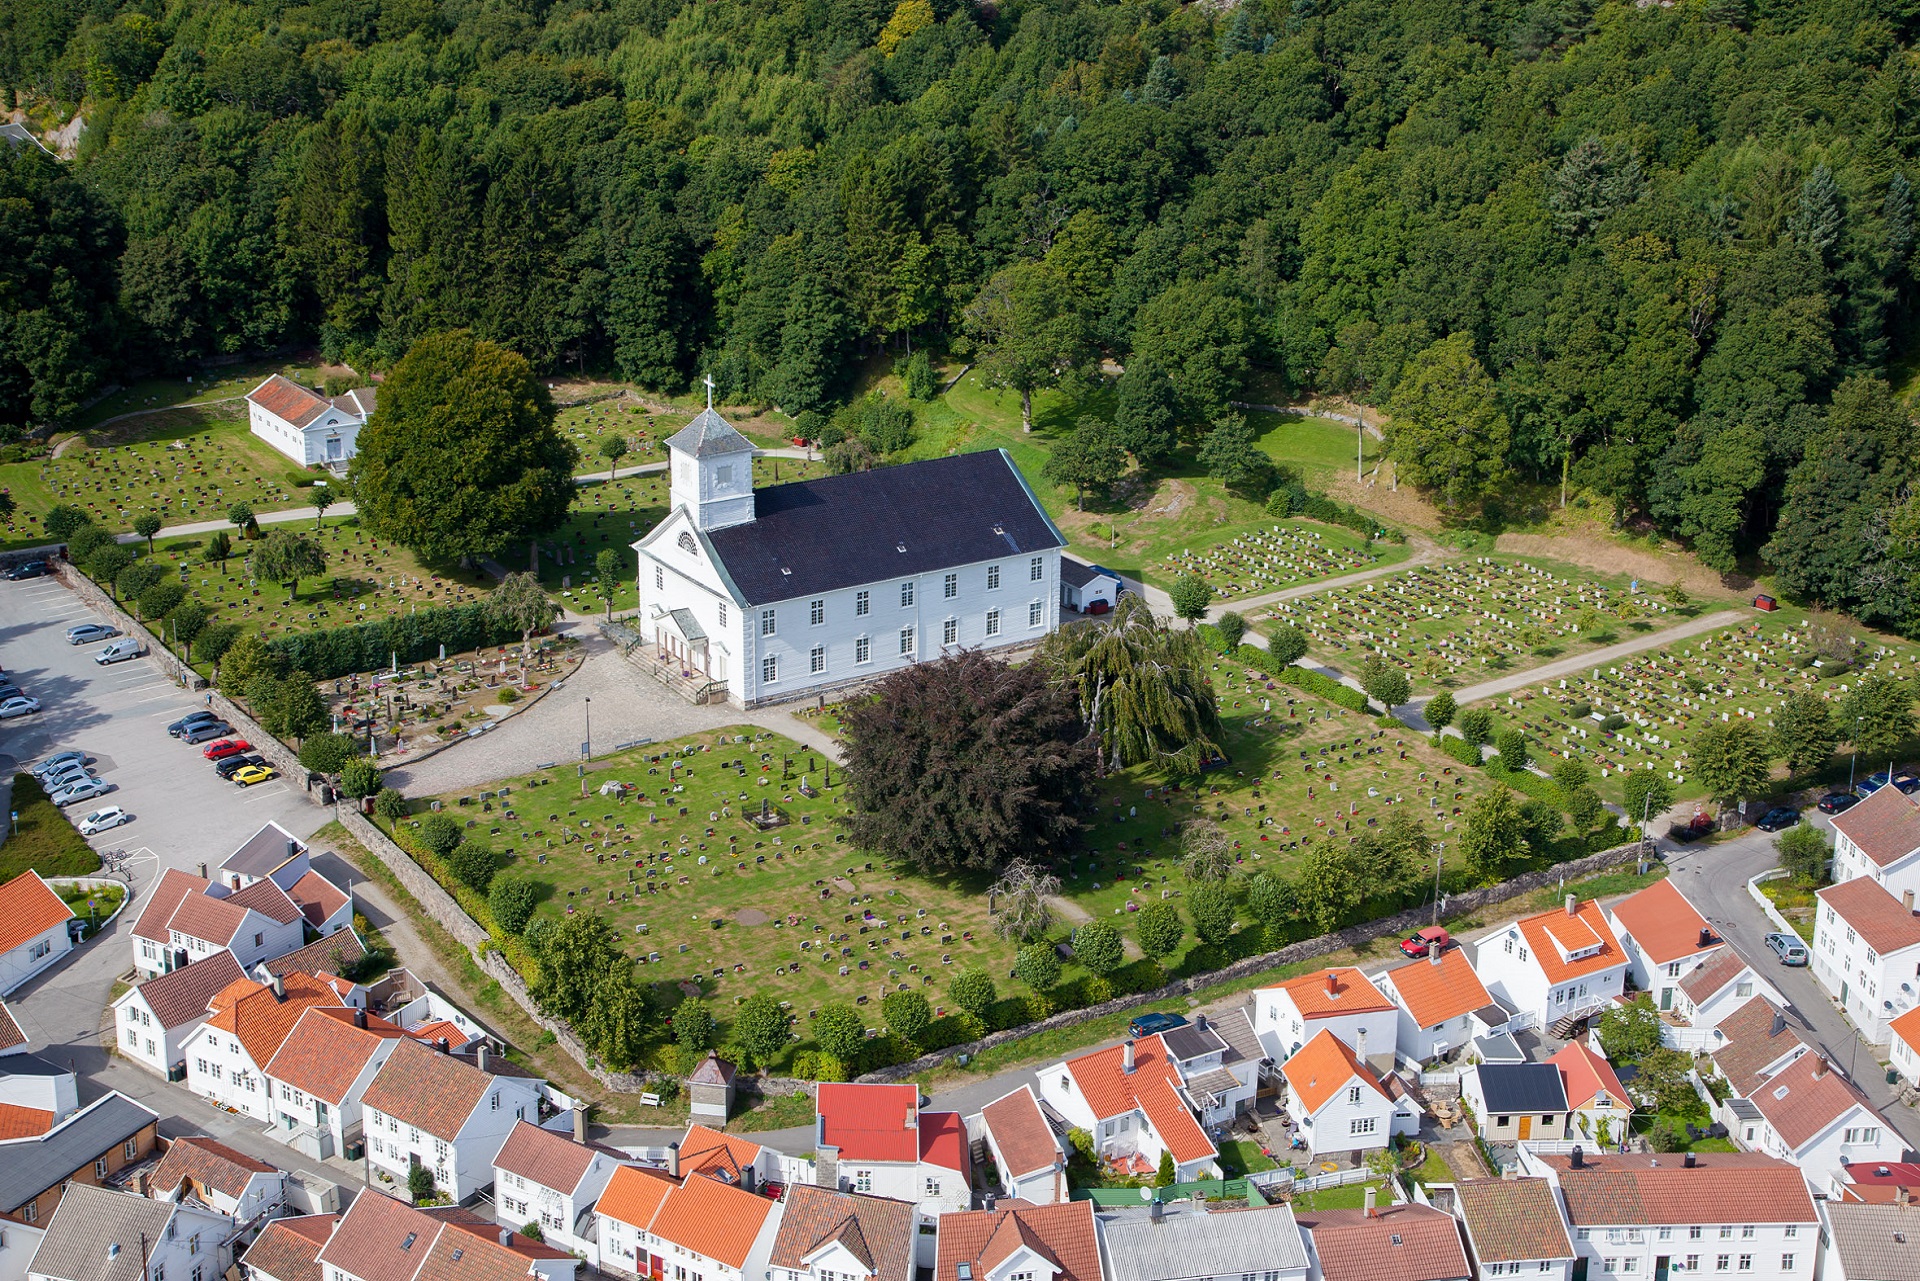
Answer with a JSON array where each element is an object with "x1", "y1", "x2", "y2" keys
[
  {"x1": 1201, "y1": 628, "x2": 1372, "y2": 713},
  {"x1": 264, "y1": 602, "x2": 525, "y2": 680},
  {"x1": 1481, "y1": 758, "x2": 1567, "y2": 808}
]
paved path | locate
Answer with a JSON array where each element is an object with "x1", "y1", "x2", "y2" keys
[{"x1": 1417, "y1": 609, "x2": 1748, "y2": 709}]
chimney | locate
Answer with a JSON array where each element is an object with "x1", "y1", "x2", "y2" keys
[
  {"x1": 1195, "y1": 1013, "x2": 1208, "y2": 1033},
  {"x1": 271, "y1": 974, "x2": 285, "y2": 999},
  {"x1": 667, "y1": 1142, "x2": 680, "y2": 1179},
  {"x1": 1899, "y1": 1187, "x2": 1912, "y2": 1207},
  {"x1": 437, "y1": 1037, "x2": 450, "y2": 1054},
  {"x1": 1684, "y1": 1152, "x2": 1697, "y2": 1169},
  {"x1": 1570, "y1": 1146, "x2": 1584, "y2": 1169},
  {"x1": 289, "y1": 838, "x2": 301, "y2": 858},
  {"x1": 353, "y1": 1008, "x2": 366, "y2": 1029},
  {"x1": 1364, "y1": 1186, "x2": 1377, "y2": 1218},
  {"x1": 1907, "y1": 890, "x2": 1916, "y2": 914},
  {"x1": 173, "y1": 949, "x2": 188, "y2": 971},
  {"x1": 231, "y1": 875, "x2": 240, "y2": 891},
  {"x1": 573, "y1": 1107, "x2": 587, "y2": 1144},
  {"x1": 742, "y1": 1166, "x2": 756, "y2": 1194},
  {"x1": 1566, "y1": 894, "x2": 1578, "y2": 917},
  {"x1": 197, "y1": 862, "x2": 207, "y2": 879},
  {"x1": 477, "y1": 1045, "x2": 490, "y2": 1073},
  {"x1": 1698, "y1": 928, "x2": 1714, "y2": 948},
  {"x1": 983, "y1": 1194, "x2": 996, "y2": 1213},
  {"x1": 1149, "y1": 1199, "x2": 1163, "y2": 1225},
  {"x1": 1771, "y1": 1011, "x2": 1787, "y2": 1037},
  {"x1": 1815, "y1": 1056, "x2": 1830, "y2": 1080},
  {"x1": 1430, "y1": 942, "x2": 1442, "y2": 966},
  {"x1": 1356, "y1": 1029, "x2": 1368, "y2": 1063},
  {"x1": 1122, "y1": 1040, "x2": 1136, "y2": 1075},
  {"x1": 1327, "y1": 971, "x2": 1339, "y2": 997},
  {"x1": 499, "y1": 1229, "x2": 512, "y2": 1247}
]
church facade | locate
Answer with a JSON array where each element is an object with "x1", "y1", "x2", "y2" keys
[{"x1": 631, "y1": 406, "x2": 1066, "y2": 709}]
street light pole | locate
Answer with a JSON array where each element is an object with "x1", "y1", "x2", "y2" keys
[
  {"x1": 1357, "y1": 407, "x2": 1365, "y2": 484},
  {"x1": 1431, "y1": 842, "x2": 1445, "y2": 925}
]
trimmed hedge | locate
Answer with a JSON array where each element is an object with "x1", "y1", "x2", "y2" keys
[
  {"x1": 1482, "y1": 758, "x2": 1566, "y2": 807},
  {"x1": 1439, "y1": 734, "x2": 1483, "y2": 768},
  {"x1": 265, "y1": 602, "x2": 525, "y2": 680},
  {"x1": 1277, "y1": 664, "x2": 1369, "y2": 711}
]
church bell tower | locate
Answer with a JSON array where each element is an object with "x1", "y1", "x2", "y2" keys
[{"x1": 666, "y1": 376, "x2": 757, "y2": 532}]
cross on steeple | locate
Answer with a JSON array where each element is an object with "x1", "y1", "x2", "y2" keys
[{"x1": 703, "y1": 373, "x2": 716, "y2": 411}]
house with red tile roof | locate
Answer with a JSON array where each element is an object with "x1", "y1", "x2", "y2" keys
[
  {"x1": 814, "y1": 1083, "x2": 970, "y2": 1230},
  {"x1": 768, "y1": 1184, "x2": 913, "y2": 1281},
  {"x1": 1449, "y1": 1178, "x2": 1575, "y2": 1281},
  {"x1": 594, "y1": 1159, "x2": 779, "y2": 1281},
  {"x1": 306, "y1": 1182, "x2": 555, "y2": 1281},
  {"x1": 1547, "y1": 1040, "x2": 1631, "y2": 1145},
  {"x1": 1282, "y1": 1028, "x2": 1416, "y2": 1158},
  {"x1": 1037, "y1": 1035, "x2": 1219, "y2": 1183},
  {"x1": 970, "y1": 1086, "x2": 1067, "y2": 1206},
  {"x1": 264, "y1": 1005, "x2": 408, "y2": 1162},
  {"x1": 181, "y1": 972, "x2": 346, "y2": 1118},
  {"x1": 362, "y1": 1039, "x2": 540, "y2": 1202},
  {"x1": 1297, "y1": 1200, "x2": 1470, "y2": 1281},
  {"x1": 129, "y1": 867, "x2": 306, "y2": 980},
  {"x1": 674, "y1": 1125, "x2": 780, "y2": 1189},
  {"x1": 932, "y1": 1201, "x2": 1099, "y2": 1281},
  {"x1": 1605, "y1": 880, "x2": 1723, "y2": 1014},
  {"x1": 146, "y1": 1135, "x2": 285, "y2": 1220},
  {"x1": 1255, "y1": 968, "x2": 1399, "y2": 1065},
  {"x1": 1472, "y1": 897, "x2": 1628, "y2": 1033},
  {"x1": 1731, "y1": 1045, "x2": 1903, "y2": 1192},
  {"x1": 1672, "y1": 948, "x2": 1785, "y2": 1037},
  {"x1": 0, "y1": 1000, "x2": 27, "y2": 1058},
  {"x1": 242, "y1": 1213, "x2": 340, "y2": 1281},
  {"x1": 1522, "y1": 1150, "x2": 1817, "y2": 1281},
  {"x1": 246, "y1": 374, "x2": 373, "y2": 467},
  {"x1": 110, "y1": 950, "x2": 245, "y2": 1078},
  {"x1": 492, "y1": 1120, "x2": 630, "y2": 1268},
  {"x1": 0, "y1": 871, "x2": 73, "y2": 996},
  {"x1": 1813, "y1": 877, "x2": 1920, "y2": 1043},
  {"x1": 1830, "y1": 785, "x2": 1920, "y2": 897},
  {"x1": 1374, "y1": 947, "x2": 1507, "y2": 1066}
]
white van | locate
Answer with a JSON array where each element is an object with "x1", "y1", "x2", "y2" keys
[{"x1": 95, "y1": 638, "x2": 144, "y2": 665}]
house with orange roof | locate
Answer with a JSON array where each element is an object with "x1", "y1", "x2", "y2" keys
[
  {"x1": 493, "y1": 1120, "x2": 631, "y2": 1267},
  {"x1": 1605, "y1": 879, "x2": 1724, "y2": 1013},
  {"x1": 593, "y1": 1157, "x2": 780, "y2": 1281},
  {"x1": 362, "y1": 1038, "x2": 540, "y2": 1202},
  {"x1": 969, "y1": 1085, "x2": 1067, "y2": 1206},
  {"x1": 129, "y1": 867, "x2": 307, "y2": 980},
  {"x1": 181, "y1": 973, "x2": 345, "y2": 1119},
  {"x1": 1254, "y1": 967, "x2": 1398, "y2": 1066},
  {"x1": 674, "y1": 1124, "x2": 780, "y2": 1189},
  {"x1": 813, "y1": 1082, "x2": 970, "y2": 1239},
  {"x1": 1281, "y1": 1028, "x2": 1415, "y2": 1158},
  {"x1": 1037, "y1": 1035, "x2": 1220, "y2": 1183},
  {"x1": 1672, "y1": 947, "x2": 1785, "y2": 1037},
  {"x1": 110, "y1": 950, "x2": 245, "y2": 1078},
  {"x1": 0, "y1": 1000, "x2": 27, "y2": 1058},
  {"x1": 1548, "y1": 1039, "x2": 1632, "y2": 1145},
  {"x1": 245, "y1": 374, "x2": 372, "y2": 468},
  {"x1": 1733, "y1": 1046, "x2": 1903, "y2": 1190},
  {"x1": 1472, "y1": 897, "x2": 1629, "y2": 1034},
  {"x1": 1813, "y1": 877, "x2": 1920, "y2": 1042},
  {"x1": 0, "y1": 871, "x2": 73, "y2": 996},
  {"x1": 146, "y1": 1134, "x2": 286, "y2": 1220},
  {"x1": 1888, "y1": 1004, "x2": 1920, "y2": 1089},
  {"x1": 1374, "y1": 946, "x2": 1507, "y2": 1066},
  {"x1": 264, "y1": 1005, "x2": 408, "y2": 1161}
]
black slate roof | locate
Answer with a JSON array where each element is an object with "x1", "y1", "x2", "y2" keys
[
  {"x1": 1475, "y1": 1063, "x2": 1568, "y2": 1114},
  {"x1": 1060, "y1": 557, "x2": 1118, "y2": 589},
  {"x1": 704, "y1": 450, "x2": 1063, "y2": 605}
]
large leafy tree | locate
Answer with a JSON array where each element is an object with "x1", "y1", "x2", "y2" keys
[
  {"x1": 1388, "y1": 334, "x2": 1512, "y2": 509},
  {"x1": 1689, "y1": 720, "x2": 1775, "y2": 807},
  {"x1": 350, "y1": 331, "x2": 578, "y2": 564},
  {"x1": 253, "y1": 530, "x2": 328, "y2": 603},
  {"x1": 840, "y1": 651, "x2": 1096, "y2": 875},
  {"x1": 962, "y1": 263, "x2": 1092, "y2": 432},
  {"x1": 1042, "y1": 593, "x2": 1223, "y2": 776}
]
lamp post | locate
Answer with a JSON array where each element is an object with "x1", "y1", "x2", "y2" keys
[{"x1": 1850, "y1": 716, "x2": 1865, "y2": 792}]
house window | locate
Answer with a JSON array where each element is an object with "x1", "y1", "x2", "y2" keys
[
  {"x1": 1781, "y1": 1259, "x2": 1794, "y2": 1273},
  {"x1": 1685, "y1": 1258, "x2": 1699, "y2": 1273},
  {"x1": 1624, "y1": 1263, "x2": 1638, "y2": 1274},
  {"x1": 21, "y1": 1202, "x2": 33, "y2": 1224},
  {"x1": 810, "y1": 646, "x2": 825, "y2": 675},
  {"x1": 943, "y1": 618, "x2": 957, "y2": 646},
  {"x1": 189, "y1": 1236, "x2": 200, "y2": 1256},
  {"x1": 987, "y1": 565, "x2": 1000, "y2": 590},
  {"x1": 153, "y1": 1265, "x2": 164, "y2": 1281},
  {"x1": 1741, "y1": 1228, "x2": 1754, "y2": 1240},
  {"x1": 900, "y1": 627, "x2": 915, "y2": 655},
  {"x1": 95, "y1": 1157, "x2": 108, "y2": 1178},
  {"x1": 986, "y1": 609, "x2": 1000, "y2": 637},
  {"x1": 854, "y1": 1171, "x2": 872, "y2": 1193},
  {"x1": 1690, "y1": 1229, "x2": 1703, "y2": 1240},
  {"x1": 716, "y1": 464, "x2": 733, "y2": 484},
  {"x1": 856, "y1": 591, "x2": 870, "y2": 616},
  {"x1": 655, "y1": 567, "x2": 664, "y2": 590},
  {"x1": 1716, "y1": 1258, "x2": 1730, "y2": 1272},
  {"x1": 491, "y1": 1093, "x2": 500, "y2": 1111},
  {"x1": 125, "y1": 1138, "x2": 139, "y2": 1160},
  {"x1": 254, "y1": 932, "x2": 264, "y2": 948},
  {"x1": 901, "y1": 582, "x2": 915, "y2": 607},
  {"x1": 925, "y1": 1177, "x2": 941, "y2": 1197},
  {"x1": 1845, "y1": 1127, "x2": 1880, "y2": 1144},
  {"x1": 1496, "y1": 1116, "x2": 1510, "y2": 1127},
  {"x1": 1349, "y1": 1117, "x2": 1377, "y2": 1136},
  {"x1": 855, "y1": 636, "x2": 871, "y2": 664},
  {"x1": 1029, "y1": 556, "x2": 1043, "y2": 581},
  {"x1": 1029, "y1": 601, "x2": 1043, "y2": 627},
  {"x1": 762, "y1": 656, "x2": 778, "y2": 684},
  {"x1": 943, "y1": 573, "x2": 958, "y2": 600},
  {"x1": 1784, "y1": 1228, "x2": 1797, "y2": 1240},
  {"x1": 810, "y1": 600, "x2": 824, "y2": 626},
  {"x1": 761, "y1": 608, "x2": 777, "y2": 636},
  {"x1": 1735, "y1": 981, "x2": 1753, "y2": 998},
  {"x1": 718, "y1": 603, "x2": 727, "y2": 627},
  {"x1": 1348, "y1": 1086, "x2": 1362, "y2": 1105},
  {"x1": 1720, "y1": 1228, "x2": 1734, "y2": 1240},
  {"x1": 1738, "y1": 1259, "x2": 1751, "y2": 1272}
]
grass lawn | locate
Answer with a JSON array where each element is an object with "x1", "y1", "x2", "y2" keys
[
  {"x1": 1, "y1": 409, "x2": 324, "y2": 548},
  {"x1": 1288, "y1": 1180, "x2": 1387, "y2": 1211},
  {"x1": 730, "y1": 1090, "x2": 816, "y2": 1134},
  {"x1": 1407, "y1": 1143, "x2": 1454, "y2": 1186},
  {"x1": 56, "y1": 879, "x2": 126, "y2": 939},
  {"x1": 553, "y1": 396, "x2": 812, "y2": 472},
  {"x1": 1760, "y1": 876, "x2": 1820, "y2": 941},
  {"x1": 0, "y1": 774, "x2": 101, "y2": 880},
  {"x1": 71, "y1": 359, "x2": 319, "y2": 430},
  {"x1": 1217, "y1": 1138, "x2": 1279, "y2": 1176}
]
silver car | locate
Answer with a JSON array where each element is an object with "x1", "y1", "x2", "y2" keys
[{"x1": 51, "y1": 778, "x2": 112, "y2": 807}]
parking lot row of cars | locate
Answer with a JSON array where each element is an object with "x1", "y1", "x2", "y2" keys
[
  {"x1": 28, "y1": 750, "x2": 131, "y2": 835},
  {"x1": 169, "y1": 709, "x2": 278, "y2": 786}
]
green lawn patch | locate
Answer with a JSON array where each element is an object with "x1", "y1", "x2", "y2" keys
[
  {"x1": 730, "y1": 1090, "x2": 816, "y2": 1133},
  {"x1": 1217, "y1": 1138, "x2": 1279, "y2": 1176},
  {"x1": 1759, "y1": 877, "x2": 1819, "y2": 941},
  {"x1": 1288, "y1": 1180, "x2": 1387, "y2": 1211},
  {"x1": 0, "y1": 774, "x2": 101, "y2": 881}
]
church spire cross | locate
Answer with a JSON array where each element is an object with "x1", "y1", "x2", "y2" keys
[{"x1": 703, "y1": 373, "x2": 716, "y2": 411}]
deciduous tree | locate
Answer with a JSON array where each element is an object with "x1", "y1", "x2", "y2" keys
[
  {"x1": 962, "y1": 263, "x2": 1092, "y2": 432},
  {"x1": 1135, "y1": 902, "x2": 1184, "y2": 961},
  {"x1": 1388, "y1": 334, "x2": 1511, "y2": 508},
  {"x1": 1073, "y1": 921, "x2": 1123, "y2": 975},
  {"x1": 1044, "y1": 594, "x2": 1223, "y2": 776},
  {"x1": 1689, "y1": 719, "x2": 1774, "y2": 807}
]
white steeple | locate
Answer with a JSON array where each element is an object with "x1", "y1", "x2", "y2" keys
[{"x1": 667, "y1": 376, "x2": 757, "y2": 532}]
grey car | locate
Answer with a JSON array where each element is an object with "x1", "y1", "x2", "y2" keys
[
  {"x1": 65, "y1": 623, "x2": 119, "y2": 645},
  {"x1": 32, "y1": 751, "x2": 89, "y2": 777},
  {"x1": 182, "y1": 721, "x2": 234, "y2": 744},
  {"x1": 50, "y1": 778, "x2": 113, "y2": 807},
  {"x1": 39, "y1": 763, "x2": 93, "y2": 791},
  {"x1": 1766, "y1": 932, "x2": 1809, "y2": 966}
]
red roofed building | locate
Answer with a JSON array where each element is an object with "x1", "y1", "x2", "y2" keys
[
  {"x1": 147, "y1": 1134, "x2": 286, "y2": 1219},
  {"x1": 264, "y1": 1005, "x2": 407, "y2": 1161},
  {"x1": 361, "y1": 1038, "x2": 541, "y2": 1201},
  {"x1": 1814, "y1": 877, "x2": 1920, "y2": 1042},
  {"x1": 1547, "y1": 1040, "x2": 1631, "y2": 1144},
  {"x1": 971, "y1": 1085, "x2": 1067, "y2": 1205},
  {"x1": 1296, "y1": 1200, "x2": 1470, "y2": 1281},
  {"x1": 814, "y1": 1083, "x2": 970, "y2": 1225},
  {"x1": 1037, "y1": 1035, "x2": 1219, "y2": 1183},
  {"x1": 246, "y1": 374, "x2": 373, "y2": 468},
  {"x1": 1255, "y1": 968, "x2": 1399, "y2": 1065},
  {"x1": 1605, "y1": 880, "x2": 1723, "y2": 1013},
  {"x1": 129, "y1": 866, "x2": 307, "y2": 980},
  {"x1": 1733, "y1": 1046, "x2": 1903, "y2": 1191},
  {"x1": 1473, "y1": 898, "x2": 1628, "y2": 1034},
  {"x1": 1281, "y1": 1028, "x2": 1417, "y2": 1158},
  {"x1": 932, "y1": 1201, "x2": 1099, "y2": 1281},
  {"x1": 1831, "y1": 785, "x2": 1920, "y2": 897},
  {"x1": 493, "y1": 1120, "x2": 629, "y2": 1267},
  {"x1": 111, "y1": 950, "x2": 245, "y2": 1078},
  {"x1": 181, "y1": 973, "x2": 346, "y2": 1119},
  {"x1": 594, "y1": 1160, "x2": 778, "y2": 1281},
  {"x1": 1375, "y1": 947, "x2": 1505, "y2": 1066},
  {"x1": 0, "y1": 870, "x2": 73, "y2": 995}
]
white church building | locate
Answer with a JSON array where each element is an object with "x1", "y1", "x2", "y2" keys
[
  {"x1": 244, "y1": 374, "x2": 375, "y2": 468},
  {"x1": 632, "y1": 400, "x2": 1066, "y2": 708}
]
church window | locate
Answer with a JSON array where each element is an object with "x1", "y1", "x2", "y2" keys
[
  {"x1": 943, "y1": 618, "x2": 957, "y2": 645},
  {"x1": 856, "y1": 591, "x2": 870, "y2": 616},
  {"x1": 678, "y1": 532, "x2": 698, "y2": 555},
  {"x1": 762, "y1": 656, "x2": 778, "y2": 684},
  {"x1": 810, "y1": 646, "x2": 825, "y2": 675},
  {"x1": 1029, "y1": 601, "x2": 1043, "y2": 627},
  {"x1": 810, "y1": 600, "x2": 824, "y2": 626},
  {"x1": 855, "y1": 636, "x2": 871, "y2": 664},
  {"x1": 987, "y1": 565, "x2": 1000, "y2": 590},
  {"x1": 655, "y1": 567, "x2": 664, "y2": 590},
  {"x1": 718, "y1": 603, "x2": 727, "y2": 627},
  {"x1": 716, "y1": 464, "x2": 733, "y2": 484},
  {"x1": 943, "y1": 573, "x2": 957, "y2": 599},
  {"x1": 1029, "y1": 556, "x2": 1043, "y2": 581},
  {"x1": 900, "y1": 626, "x2": 915, "y2": 655},
  {"x1": 901, "y1": 581, "x2": 915, "y2": 607},
  {"x1": 761, "y1": 608, "x2": 777, "y2": 636},
  {"x1": 986, "y1": 609, "x2": 1000, "y2": 637}
]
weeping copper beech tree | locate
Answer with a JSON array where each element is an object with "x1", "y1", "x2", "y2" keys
[{"x1": 1042, "y1": 593, "x2": 1223, "y2": 777}]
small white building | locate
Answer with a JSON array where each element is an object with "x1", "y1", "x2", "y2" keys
[
  {"x1": 1731, "y1": 1046, "x2": 1903, "y2": 1188},
  {"x1": 182, "y1": 973, "x2": 348, "y2": 1118},
  {"x1": 594, "y1": 1162, "x2": 779, "y2": 1281},
  {"x1": 1605, "y1": 879, "x2": 1724, "y2": 1014},
  {"x1": 1156, "y1": 1010, "x2": 1263, "y2": 1127},
  {"x1": 1673, "y1": 949, "x2": 1786, "y2": 1037},
  {"x1": 0, "y1": 873, "x2": 73, "y2": 997},
  {"x1": 27, "y1": 1184, "x2": 233, "y2": 1281},
  {"x1": 1813, "y1": 877, "x2": 1920, "y2": 1043},
  {"x1": 1037, "y1": 1036, "x2": 1219, "y2": 1183},
  {"x1": 1449, "y1": 1177, "x2": 1575, "y2": 1281},
  {"x1": 361, "y1": 1038, "x2": 539, "y2": 1203},
  {"x1": 1281, "y1": 1028, "x2": 1413, "y2": 1158},
  {"x1": 130, "y1": 868, "x2": 308, "y2": 981},
  {"x1": 1547, "y1": 1040, "x2": 1632, "y2": 1147},
  {"x1": 145, "y1": 1135, "x2": 286, "y2": 1222},
  {"x1": 262, "y1": 1005, "x2": 407, "y2": 1161},
  {"x1": 493, "y1": 1120, "x2": 626, "y2": 1267},
  {"x1": 632, "y1": 402, "x2": 1065, "y2": 709},
  {"x1": 1829, "y1": 786, "x2": 1920, "y2": 897},
  {"x1": 812, "y1": 1082, "x2": 969, "y2": 1241},
  {"x1": 1060, "y1": 559, "x2": 1121, "y2": 615},
  {"x1": 971, "y1": 1085, "x2": 1068, "y2": 1206},
  {"x1": 1472, "y1": 897, "x2": 1629, "y2": 1033},
  {"x1": 245, "y1": 375, "x2": 373, "y2": 468},
  {"x1": 674, "y1": 1124, "x2": 783, "y2": 1188},
  {"x1": 111, "y1": 951, "x2": 245, "y2": 1079},
  {"x1": 1374, "y1": 946, "x2": 1503, "y2": 1066},
  {"x1": 1461, "y1": 1063, "x2": 1569, "y2": 1145},
  {"x1": 934, "y1": 1202, "x2": 1099, "y2": 1281},
  {"x1": 1254, "y1": 967, "x2": 1399, "y2": 1066}
]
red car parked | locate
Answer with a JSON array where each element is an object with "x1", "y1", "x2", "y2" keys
[{"x1": 202, "y1": 738, "x2": 253, "y2": 761}]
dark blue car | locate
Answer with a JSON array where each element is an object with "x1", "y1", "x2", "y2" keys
[{"x1": 1127, "y1": 1011, "x2": 1189, "y2": 1039}]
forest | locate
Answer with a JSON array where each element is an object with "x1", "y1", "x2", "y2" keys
[{"x1": 4, "y1": 0, "x2": 1920, "y2": 624}]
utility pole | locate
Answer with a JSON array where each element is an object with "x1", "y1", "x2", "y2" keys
[
  {"x1": 1430, "y1": 843, "x2": 1445, "y2": 925},
  {"x1": 1357, "y1": 406, "x2": 1365, "y2": 484}
]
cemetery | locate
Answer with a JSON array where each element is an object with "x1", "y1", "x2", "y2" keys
[
  {"x1": 325, "y1": 642, "x2": 581, "y2": 760},
  {"x1": 1270, "y1": 555, "x2": 1681, "y2": 682},
  {"x1": 1463, "y1": 609, "x2": 1920, "y2": 806},
  {"x1": 1150, "y1": 520, "x2": 1397, "y2": 601}
]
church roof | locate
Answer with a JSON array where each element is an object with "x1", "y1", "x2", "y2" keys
[
  {"x1": 702, "y1": 449, "x2": 1063, "y2": 606},
  {"x1": 667, "y1": 409, "x2": 755, "y2": 458}
]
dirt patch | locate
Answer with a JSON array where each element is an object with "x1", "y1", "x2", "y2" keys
[
  {"x1": 1494, "y1": 531, "x2": 1736, "y2": 599},
  {"x1": 1147, "y1": 478, "x2": 1196, "y2": 519},
  {"x1": 51, "y1": 435, "x2": 87, "y2": 458},
  {"x1": 735, "y1": 907, "x2": 770, "y2": 926},
  {"x1": 1320, "y1": 469, "x2": 1444, "y2": 532},
  {"x1": 831, "y1": 876, "x2": 856, "y2": 894},
  {"x1": 1047, "y1": 895, "x2": 1093, "y2": 927}
]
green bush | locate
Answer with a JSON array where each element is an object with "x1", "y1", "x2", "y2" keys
[
  {"x1": 418, "y1": 813, "x2": 463, "y2": 857},
  {"x1": 1275, "y1": 663, "x2": 1369, "y2": 711},
  {"x1": 1440, "y1": 734, "x2": 1483, "y2": 768},
  {"x1": 264, "y1": 602, "x2": 525, "y2": 681}
]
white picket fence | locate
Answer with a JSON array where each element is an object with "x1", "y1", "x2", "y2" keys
[{"x1": 1748, "y1": 869, "x2": 1800, "y2": 938}]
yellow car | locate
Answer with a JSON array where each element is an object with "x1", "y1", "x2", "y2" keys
[{"x1": 232, "y1": 764, "x2": 278, "y2": 787}]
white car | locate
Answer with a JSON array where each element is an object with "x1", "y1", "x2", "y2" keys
[
  {"x1": 51, "y1": 778, "x2": 112, "y2": 807},
  {"x1": 77, "y1": 806, "x2": 131, "y2": 836},
  {"x1": 94, "y1": 640, "x2": 142, "y2": 665},
  {"x1": 0, "y1": 696, "x2": 41, "y2": 718}
]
